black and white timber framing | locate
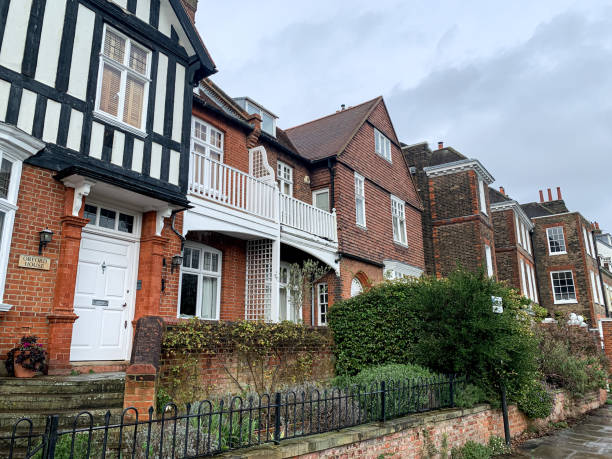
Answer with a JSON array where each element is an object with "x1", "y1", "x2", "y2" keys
[{"x1": 0, "y1": 0, "x2": 216, "y2": 206}]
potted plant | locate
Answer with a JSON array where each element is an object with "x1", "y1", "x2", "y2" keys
[{"x1": 6, "y1": 336, "x2": 47, "y2": 378}]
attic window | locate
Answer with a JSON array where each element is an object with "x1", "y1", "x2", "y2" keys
[{"x1": 246, "y1": 101, "x2": 276, "y2": 137}]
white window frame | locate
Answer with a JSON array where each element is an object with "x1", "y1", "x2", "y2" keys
[
  {"x1": 82, "y1": 201, "x2": 141, "y2": 238},
  {"x1": 597, "y1": 274, "x2": 605, "y2": 306},
  {"x1": 515, "y1": 213, "x2": 523, "y2": 248},
  {"x1": 277, "y1": 161, "x2": 293, "y2": 197},
  {"x1": 546, "y1": 226, "x2": 567, "y2": 255},
  {"x1": 530, "y1": 265, "x2": 539, "y2": 303},
  {"x1": 391, "y1": 195, "x2": 407, "y2": 246},
  {"x1": 583, "y1": 227, "x2": 592, "y2": 257},
  {"x1": 350, "y1": 277, "x2": 363, "y2": 297},
  {"x1": 590, "y1": 270, "x2": 599, "y2": 304},
  {"x1": 374, "y1": 129, "x2": 392, "y2": 162},
  {"x1": 317, "y1": 282, "x2": 328, "y2": 326},
  {"x1": 525, "y1": 227, "x2": 532, "y2": 255},
  {"x1": 485, "y1": 244, "x2": 493, "y2": 277},
  {"x1": 191, "y1": 117, "x2": 224, "y2": 163},
  {"x1": 550, "y1": 270, "x2": 577, "y2": 304},
  {"x1": 589, "y1": 231, "x2": 596, "y2": 259},
  {"x1": 178, "y1": 242, "x2": 222, "y2": 320},
  {"x1": 525, "y1": 261, "x2": 535, "y2": 301},
  {"x1": 520, "y1": 259, "x2": 528, "y2": 297},
  {"x1": 478, "y1": 179, "x2": 487, "y2": 215},
  {"x1": 312, "y1": 188, "x2": 330, "y2": 212},
  {"x1": 0, "y1": 150, "x2": 24, "y2": 307},
  {"x1": 355, "y1": 172, "x2": 366, "y2": 228},
  {"x1": 94, "y1": 24, "x2": 151, "y2": 135}
]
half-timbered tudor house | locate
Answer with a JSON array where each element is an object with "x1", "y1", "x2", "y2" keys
[{"x1": 0, "y1": 0, "x2": 216, "y2": 374}]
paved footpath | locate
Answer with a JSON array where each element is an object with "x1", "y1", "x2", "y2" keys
[{"x1": 516, "y1": 404, "x2": 612, "y2": 457}]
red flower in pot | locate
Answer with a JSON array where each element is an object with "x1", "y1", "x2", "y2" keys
[{"x1": 6, "y1": 336, "x2": 47, "y2": 378}]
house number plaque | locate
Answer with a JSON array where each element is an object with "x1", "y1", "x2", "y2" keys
[{"x1": 18, "y1": 255, "x2": 51, "y2": 271}]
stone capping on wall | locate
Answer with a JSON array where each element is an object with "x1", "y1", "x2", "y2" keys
[{"x1": 216, "y1": 389, "x2": 607, "y2": 459}]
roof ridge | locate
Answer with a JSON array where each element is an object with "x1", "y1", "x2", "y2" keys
[{"x1": 285, "y1": 96, "x2": 382, "y2": 132}]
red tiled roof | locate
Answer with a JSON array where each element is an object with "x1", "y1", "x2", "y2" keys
[{"x1": 285, "y1": 97, "x2": 382, "y2": 161}]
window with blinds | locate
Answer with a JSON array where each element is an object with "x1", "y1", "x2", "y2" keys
[{"x1": 96, "y1": 26, "x2": 151, "y2": 132}]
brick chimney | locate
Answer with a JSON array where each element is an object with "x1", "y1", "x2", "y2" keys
[
  {"x1": 246, "y1": 113, "x2": 262, "y2": 149},
  {"x1": 539, "y1": 190, "x2": 544, "y2": 203},
  {"x1": 547, "y1": 188, "x2": 553, "y2": 201},
  {"x1": 181, "y1": 0, "x2": 198, "y2": 23},
  {"x1": 556, "y1": 186, "x2": 562, "y2": 200},
  {"x1": 438, "y1": 141, "x2": 444, "y2": 150}
]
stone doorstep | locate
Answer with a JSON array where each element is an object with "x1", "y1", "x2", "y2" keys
[{"x1": 215, "y1": 406, "x2": 491, "y2": 459}]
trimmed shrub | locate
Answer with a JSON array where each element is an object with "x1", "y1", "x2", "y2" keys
[{"x1": 327, "y1": 280, "x2": 421, "y2": 376}]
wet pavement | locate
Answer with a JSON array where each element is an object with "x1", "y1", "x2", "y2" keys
[{"x1": 516, "y1": 404, "x2": 612, "y2": 458}]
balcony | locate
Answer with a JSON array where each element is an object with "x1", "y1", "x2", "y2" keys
[{"x1": 188, "y1": 152, "x2": 337, "y2": 243}]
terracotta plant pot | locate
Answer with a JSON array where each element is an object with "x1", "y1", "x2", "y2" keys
[{"x1": 13, "y1": 351, "x2": 37, "y2": 378}]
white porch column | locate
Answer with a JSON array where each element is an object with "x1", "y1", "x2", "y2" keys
[{"x1": 270, "y1": 237, "x2": 281, "y2": 322}]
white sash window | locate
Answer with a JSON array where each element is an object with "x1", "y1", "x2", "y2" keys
[{"x1": 179, "y1": 243, "x2": 222, "y2": 320}]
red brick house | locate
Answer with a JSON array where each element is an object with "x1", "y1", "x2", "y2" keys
[
  {"x1": 403, "y1": 142, "x2": 496, "y2": 279},
  {"x1": 523, "y1": 189, "x2": 605, "y2": 325},
  {"x1": 489, "y1": 187, "x2": 539, "y2": 304},
  {"x1": 180, "y1": 91, "x2": 425, "y2": 326}
]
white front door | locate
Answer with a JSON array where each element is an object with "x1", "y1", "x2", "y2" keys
[{"x1": 70, "y1": 232, "x2": 136, "y2": 361}]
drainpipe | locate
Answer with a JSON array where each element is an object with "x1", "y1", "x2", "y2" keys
[
  {"x1": 170, "y1": 209, "x2": 186, "y2": 252},
  {"x1": 327, "y1": 158, "x2": 336, "y2": 210},
  {"x1": 592, "y1": 229, "x2": 610, "y2": 318}
]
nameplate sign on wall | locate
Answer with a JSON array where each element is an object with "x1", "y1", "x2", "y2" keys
[{"x1": 18, "y1": 255, "x2": 51, "y2": 271}]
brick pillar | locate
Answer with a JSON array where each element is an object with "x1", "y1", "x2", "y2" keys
[
  {"x1": 600, "y1": 320, "x2": 612, "y2": 371},
  {"x1": 134, "y1": 212, "x2": 167, "y2": 321},
  {"x1": 47, "y1": 189, "x2": 88, "y2": 374}
]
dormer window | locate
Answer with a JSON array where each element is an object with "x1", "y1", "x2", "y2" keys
[{"x1": 234, "y1": 97, "x2": 277, "y2": 137}]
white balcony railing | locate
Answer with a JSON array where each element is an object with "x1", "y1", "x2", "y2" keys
[
  {"x1": 279, "y1": 194, "x2": 337, "y2": 242},
  {"x1": 189, "y1": 153, "x2": 278, "y2": 221},
  {"x1": 189, "y1": 153, "x2": 338, "y2": 242}
]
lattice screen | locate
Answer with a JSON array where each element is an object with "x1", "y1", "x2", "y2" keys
[
  {"x1": 249, "y1": 147, "x2": 275, "y2": 184},
  {"x1": 245, "y1": 239, "x2": 273, "y2": 321}
]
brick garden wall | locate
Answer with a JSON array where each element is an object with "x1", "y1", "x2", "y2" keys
[{"x1": 220, "y1": 389, "x2": 607, "y2": 458}]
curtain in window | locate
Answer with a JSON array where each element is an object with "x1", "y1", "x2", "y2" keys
[
  {"x1": 200, "y1": 276, "x2": 217, "y2": 319},
  {"x1": 123, "y1": 76, "x2": 145, "y2": 128},
  {"x1": 100, "y1": 64, "x2": 121, "y2": 116}
]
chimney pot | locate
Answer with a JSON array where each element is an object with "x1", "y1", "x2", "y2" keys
[
  {"x1": 438, "y1": 141, "x2": 444, "y2": 150},
  {"x1": 499, "y1": 186, "x2": 505, "y2": 195},
  {"x1": 539, "y1": 190, "x2": 544, "y2": 203},
  {"x1": 341, "y1": 104, "x2": 346, "y2": 111},
  {"x1": 556, "y1": 186, "x2": 562, "y2": 200},
  {"x1": 547, "y1": 188, "x2": 553, "y2": 201}
]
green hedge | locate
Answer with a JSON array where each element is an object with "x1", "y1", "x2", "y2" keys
[{"x1": 328, "y1": 269, "x2": 540, "y2": 405}]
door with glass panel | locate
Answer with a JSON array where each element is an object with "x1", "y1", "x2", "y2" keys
[{"x1": 179, "y1": 243, "x2": 222, "y2": 320}]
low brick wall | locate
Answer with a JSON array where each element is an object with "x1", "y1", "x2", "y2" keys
[{"x1": 219, "y1": 389, "x2": 607, "y2": 458}]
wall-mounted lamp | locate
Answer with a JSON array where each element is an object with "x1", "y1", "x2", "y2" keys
[
  {"x1": 38, "y1": 228, "x2": 53, "y2": 255},
  {"x1": 171, "y1": 254, "x2": 183, "y2": 273}
]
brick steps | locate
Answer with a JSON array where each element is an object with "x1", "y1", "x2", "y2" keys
[{"x1": 70, "y1": 361, "x2": 129, "y2": 374}]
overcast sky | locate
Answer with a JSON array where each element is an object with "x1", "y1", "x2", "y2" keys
[{"x1": 196, "y1": 0, "x2": 612, "y2": 231}]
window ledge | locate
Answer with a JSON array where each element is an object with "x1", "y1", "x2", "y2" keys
[
  {"x1": 549, "y1": 251, "x2": 567, "y2": 256},
  {"x1": 553, "y1": 299, "x2": 578, "y2": 305},
  {"x1": 356, "y1": 224, "x2": 367, "y2": 230},
  {"x1": 394, "y1": 240, "x2": 409, "y2": 248},
  {"x1": 93, "y1": 111, "x2": 148, "y2": 138},
  {"x1": 0, "y1": 303, "x2": 13, "y2": 312}
]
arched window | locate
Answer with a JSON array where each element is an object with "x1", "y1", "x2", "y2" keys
[{"x1": 350, "y1": 277, "x2": 363, "y2": 297}]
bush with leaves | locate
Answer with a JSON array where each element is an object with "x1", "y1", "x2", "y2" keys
[
  {"x1": 329, "y1": 269, "x2": 540, "y2": 405},
  {"x1": 515, "y1": 379, "x2": 553, "y2": 419},
  {"x1": 536, "y1": 320, "x2": 608, "y2": 398}
]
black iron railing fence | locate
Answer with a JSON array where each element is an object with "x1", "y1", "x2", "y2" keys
[{"x1": 1, "y1": 375, "x2": 465, "y2": 458}]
